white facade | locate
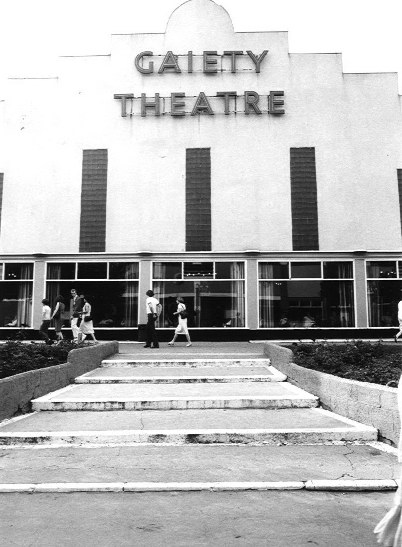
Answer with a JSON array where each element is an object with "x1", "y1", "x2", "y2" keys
[{"x1": 0, "y1": 0, "x2": 401, "y2": 335}]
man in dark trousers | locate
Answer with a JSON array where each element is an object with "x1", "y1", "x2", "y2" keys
[
  {"x1": 70, "y1": 288, "x2": 84, "y2": 342},
  {"x1": 144, "y1": 289, "x2": 161, "y2": 348}
]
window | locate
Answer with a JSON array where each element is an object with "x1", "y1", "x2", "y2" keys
[
  {"x1": 367, "y1": 260, "x2": 402, "y2": 327},
  {"x1": 259, "y1": 261, "x2": 354, "y2": 328},
  {"x1": 46, "y1": 262, "x2": 139, "y2": 328},
  {"x1": 186, "y1": 148, "x2": 211, "y2": 251},
  {"x1": 77, "y1": 263, "x2": 107, "y2": 279},
  {"x1": 0, "y1": 262, "x2": 33, "y2": 327},
  {"x1": 153, "y1": 261, "x2": 245, "y2": 328},
  {"x1": 290, "y1": 147, "x2": 319, "y2": 251},
  {"x1": 291, "y1": 262, "x2": 321, "y2": 279}
]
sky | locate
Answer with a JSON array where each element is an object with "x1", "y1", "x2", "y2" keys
[{"x1": 0, "y1": 0, "x2": 402, "y2": 92}]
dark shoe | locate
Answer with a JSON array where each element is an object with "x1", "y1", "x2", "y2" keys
[
  {"x1": 143, "y1": 345, "x2": 151, "y2": 348},
  {"x1": 395, "y1": 336, "x2": 398, "y2": 343},
  {"x1": 152, "y1": 345, "x2": 160, "y2": 348}
]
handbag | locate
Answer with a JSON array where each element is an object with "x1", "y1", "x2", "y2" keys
[
  {"x1": 84, "y1": 315, "x2": 92, "y2": 322},
  {"x1": 180, "y1": 310, "x2": 188, "y2": 319}
]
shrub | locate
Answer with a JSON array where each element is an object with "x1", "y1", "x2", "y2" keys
[
  {"x1": 289, "y1": 340, "x2": 402, "y2": 386},
  {"x1": 0, "y1": 340, "x2": 79, "y2": 379}
]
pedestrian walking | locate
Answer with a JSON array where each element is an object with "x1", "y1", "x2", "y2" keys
[
  {"x1": 51, "y1": 295, "x2": 65, "y2": 342},
  {"x1": 39, "y1": 298, "x2": 52, "y2": 344},
  {"x1": 78, "y1": 295, "x2": 98, "y2": 344},
  {"x1": 144, "y1": 289, "x2": 161, "y2": 348},
  {"x1": 168, "y1": 297, "x2": 192, "y2": 347},
  {"x1": 70, "y1": 288, "x2": 84, "y2": 342},
  {"x1": 395, "y1": 293, "x2": 402, "y2": 343},
  {"x1": 374, "y1": 375, "x2": 402, "y2": 544}
]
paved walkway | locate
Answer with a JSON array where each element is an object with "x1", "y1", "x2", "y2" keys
[
  {"x1": 0, "y1": 490, "x2": 394, "y2": 546},
  {"x1": 0, "y1": 340, "x2": 399, "y2": 546}
]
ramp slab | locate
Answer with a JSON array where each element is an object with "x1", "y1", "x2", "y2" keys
[
  {"x1": 31, "y1": 382, "x2": 317, "y2": 411},
  {"x1": 0, "y1": 444, "x2": 397, "y2": 484},
  {"x1": 0, "y1": 408, "x2": 377, "y2": 446}
]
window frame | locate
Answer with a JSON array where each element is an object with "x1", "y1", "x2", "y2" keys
[
  {"x1": 152, "y1": 261, "x2": 247, "y2": 329},
  {"x1": 45, "y1": 261, "x2": 140, "y2": 329},
  {"x1": 258, "y1": 260, "x2": 355, "y2": 329}
]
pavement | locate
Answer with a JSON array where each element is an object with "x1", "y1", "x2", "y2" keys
[
  {"x1": 0, "y1": 340, "x2": 400, "y2": 546},
  {"x1": 0, "y1": 490, "x2": 396, "y2": 546}
]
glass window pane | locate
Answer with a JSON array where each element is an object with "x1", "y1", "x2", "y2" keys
[
  {"x1": 259, "y1": 280, "x2": 354, "y2": 327},
  {"x1": 367, "y1": 280, "x2": 402, "y2": 326},
  {"x1": 153, "y1": 262, "x2": 182, "y2": 280},
  {"x1": 46, "y1": 281, "x2": 138, "y2": 327},
  {"x1": 399, "y1": 262, "x2": 402, "y2": 278},
  {"x1": 109, "y1": 262, "x2": 139, "y2": 280},
  {"x1": 0, "y1": 282, "x2": 32, "y2": 327},
  {"x1": 0, "y1": 264, "x2": 3, "y2": 280},
  {"x1": 215, "y1": 262, "x2": 244, "y2": 279},
  {"x1": 366, "y1": 261, "x2": 397, "y2": 278},
  {"x1": 291, "y1": 262, "x2": 321, "y2": 279},
  {"x1": 4, "y1": 263, "x2": 33, "y2": 280},
  {"x1": 47, "y1": 263, "x2": 76, "y2": 280},
  {"x1": 153, "y1": 279, "x2": 245, "y2": 328},
  {"x1": 323, "y1": 262, "x2": 353, "y2": 279},
  {"x1": 184, "y1": 262, "x2": 213, "y2": 278},
  {"x1": 77, "y1": 263, "x2": 107, "y2": 279},
  {"x1": 196, "y1": 280, "x2": 245, "y2": 327},
  {"x1": 259, "y1": 262, "x2": 289, "y2": 279},
  {"x1": 153, "y1": 280, "x2": 195, "y2": 327}
]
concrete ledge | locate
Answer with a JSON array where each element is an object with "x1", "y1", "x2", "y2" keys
[
  {"x1": 0, "y1": 479, "x2": 396, "y2": 493},
  {"x1": 0, "y1": 342, "x2": 118, "y2": 421},
  {"x1": 264, "y1": 343, "x2": 400, "y2": 446}
]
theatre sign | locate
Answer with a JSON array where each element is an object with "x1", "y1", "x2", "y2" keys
[{"x1": 114, "y1": 50, "x2": 285, "y2": 117}]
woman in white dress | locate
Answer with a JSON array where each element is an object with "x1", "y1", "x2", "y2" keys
[
  {"x1": 78, "y1": 295, "x2": 98, "y2": 344},
  {"x1": 374, "y1": 375, "x2": 402, "y2": 545},
  {"x1": 168, "y1": 297, "x2": 192, "y2": 347}
]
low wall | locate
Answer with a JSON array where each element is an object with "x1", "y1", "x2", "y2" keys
[
  {"x1": 264, "y1": 343, "x2": 400, "y2": 446},
  {"x1": 0, "y1": 342, "x2": 118, "y2": 422}
]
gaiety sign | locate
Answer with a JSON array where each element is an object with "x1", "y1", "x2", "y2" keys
[{"x1": 114, "y1": 50, "x2": 285, "y2": 117}]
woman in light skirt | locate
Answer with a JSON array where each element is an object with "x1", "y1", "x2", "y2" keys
[
  {"x1": 78, "y1": 295, "x2": 98, "y2": 344},
  {"x1": 168, "y1": 297, "x2": 192, "y2": 347}
]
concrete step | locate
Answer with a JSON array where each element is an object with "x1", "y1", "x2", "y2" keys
[
  {"x1": 0, "y1": 443, "x2": 396, "y2": 485},
  {"x1": 0, "y1": 408, "x2": 377, "y2": 446},
  {"x1": 75, "y1": 365, "x2": 286, "y2": 384},
  {"x1": 31, "y1": 382, "x2": 318, "y2": 411},
  {"x1": 101, "y1": 358, "x2": 271, "y2": 368}
]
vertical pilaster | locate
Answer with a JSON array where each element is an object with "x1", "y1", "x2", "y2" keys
[
  {"x1": 246, "y1": 258, "x2": 259, "y2": 330},
  {"x1": 354, "y1": 258, "x2": 368, "y2": 328},
  {"x1": 138, "y1": 260, "x2": 152, "y2": 324},
  {"x1": 32, "y1": 260, "x2": 46, "y2": 329}
]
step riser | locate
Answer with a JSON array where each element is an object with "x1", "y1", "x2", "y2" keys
[
  {"x1": 0, "y1": 428, "x2": 377, "y2": 447},
  {"x1": 101, "y1": 359, "x2": 270, "y2": 368},
  {"x1": 32, "y1": 398, "x2": 318, "y2": 411},
  {"x1": 75, "y1": 377, "x2": 277, "y2": 384}
]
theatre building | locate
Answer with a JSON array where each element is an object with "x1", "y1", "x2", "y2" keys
[{"x1": 0, "y1": 0, "x2": 401, "y2": 340}]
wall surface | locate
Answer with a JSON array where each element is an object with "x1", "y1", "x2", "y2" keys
[
  {"x1": 1, "y1": 0, "x2": 401, "y2": 254},
  {"x1": 0, "y1": 342, "x2": 118, "y2": 421},
  {"x1": 264, "y1": 343, "x2": 400, "y2": 446}
]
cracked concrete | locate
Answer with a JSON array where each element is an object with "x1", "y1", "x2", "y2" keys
[{"x1": 0, "y1": 444, "x2": 398, "y2": 484}]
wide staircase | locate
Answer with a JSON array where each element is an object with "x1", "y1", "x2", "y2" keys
[{"x1": 0, "y1": 343, "x2": 398, "y2": 492}]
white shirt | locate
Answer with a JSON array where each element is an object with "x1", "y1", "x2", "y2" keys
[
  {"x1": 398, "y1": 300, "x2": 402, "y2": 320},
  {"x1": 146, "y1": 296, "x2": 159, "y2": 314},
  {"x1": 42, "y1": 305, "x2": 51, "y2": 320}
]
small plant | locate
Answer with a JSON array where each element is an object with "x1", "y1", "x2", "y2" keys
[
  {"x1": 0, "y1": 340, "x2": 79, "y2": 379},
  {"x1": 288, "y1": 340, "x2": 402, "y2": 386}
]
